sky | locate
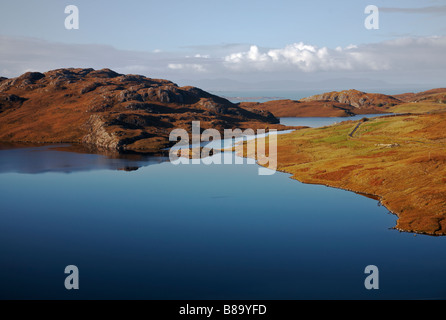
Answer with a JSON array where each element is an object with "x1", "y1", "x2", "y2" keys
[{"x1": 0, "y1": 0, "x2": 445, "y2": 91}]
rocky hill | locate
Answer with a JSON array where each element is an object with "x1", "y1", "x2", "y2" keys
[
  {"x1": 0, "y1": 68, "x2": 283, "y2": 153},
  {"x1": 239, "y1": 100, "x2": 358, "y2": 117},
  {"x1": 300, "y1": 89, "x2": 401, "y2": 111}
]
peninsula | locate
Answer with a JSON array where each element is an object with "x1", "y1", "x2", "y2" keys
[{"x1": 248, "y1": 109, "x2": 446, "y2": 235}]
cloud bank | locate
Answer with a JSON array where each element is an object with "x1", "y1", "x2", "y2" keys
[
  {"x1": 223, "y1": 43, "x2": 382, "y2": 72},
  {"x1": 1, "y1": 35, "x2": 445, "y2": 87},
  {"x1": 221, "y1": 37, "x2": 446, "y2": 75},
  {"x1": 380, "y1": 5, "x2": 446, "y2": 15}
]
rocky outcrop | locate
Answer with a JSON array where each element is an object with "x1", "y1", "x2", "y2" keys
[
  {"x1": 0, "y1": 93, "x2": 27, "y2": 113},
  {"x1": 0, "y1": 68, "x2": 283, "y2": 153},
  {"x1": 82, "y1": 115, "x2": 120, "y2": 150}
]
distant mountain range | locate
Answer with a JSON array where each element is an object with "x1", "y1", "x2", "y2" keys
[{"x1": 177, "y1": 77, "x2": 434, "y2": 93}]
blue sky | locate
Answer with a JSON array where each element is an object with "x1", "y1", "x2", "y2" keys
[
  {"x1": 2, "y1": 0, "x2": 445, "y2": 50},
  {"x1": 1, "y1": 0, "x2": 446, "y2": 90}
]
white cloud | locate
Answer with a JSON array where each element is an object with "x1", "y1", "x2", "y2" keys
[
  {"x1": 223, "y1": 42, "x2": 387, "y2": 72},
  {"x1": 168, "y1": 63, "x2": 206, "y2": 72},
  {"x1": 194, "y1": 54, "x2": 210, "y2": 59},
  {"x1": 220, "y1": 36, "x2": 446, "y2": 75}
]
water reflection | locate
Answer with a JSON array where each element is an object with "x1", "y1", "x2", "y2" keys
[
  {"x1": 0, "y1": 115, "x2": 392, "y2": 174},
  {"x1": 280, "y1": 114, "x2": 392, "y2": 127},
  {"x1": 0, "y1": 143, "x2": 168, "y2": 174}
]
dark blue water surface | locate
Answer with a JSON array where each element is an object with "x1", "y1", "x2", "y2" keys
[{"x1": 0, "y1": 124, "x2": 445, "y2": 300}]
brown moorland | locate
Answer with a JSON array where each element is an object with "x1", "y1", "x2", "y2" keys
[
  {"x1": 0, "y1": 68, "x2": 286, "y2": 153},
  {"x1": 239, "y1": 100, "x2": 358, "y2": 117},
  {"x1": 392, "y1": 88, "x2": 446, "y2": 103},
  {"x1": 388, "y1": 88, "x2": 446, "y2": 114},
  {"x1": 388, "y1": 101, "x2": 446, "y2": 114},
  {"x1": 246, "y1": 112, "x2": 446, "y2": 235}
]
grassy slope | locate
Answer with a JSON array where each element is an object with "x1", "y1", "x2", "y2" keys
[
  {"x1": 389, "y1": 102, "x2": 446, "y2": 114},
  {"x1": 250, "y1": 112, "x2": 446, "y2": 235}
]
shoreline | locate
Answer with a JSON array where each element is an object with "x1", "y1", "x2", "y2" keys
[
  {"x1": 243, "y1": 112, "x2": 446, "y2": 236},
  {"x1": 2, "y1": 111, "x2": 445, "y2": 236},
  {"x1": 256, "y1": 160, "x2": 443, "y2": 237}
]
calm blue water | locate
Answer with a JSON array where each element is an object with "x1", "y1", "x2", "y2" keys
[
  {"x1": 214, "y1": 91, "x2": 322, "y2": 103},
  {"x1": 280, "y1": 114, "x2": 388, "y2": 128},
  {"x1": 0, "y1": 121, "x2": 445, "y2": 300}
]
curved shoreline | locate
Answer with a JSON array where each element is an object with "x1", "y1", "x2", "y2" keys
[
  {"x1": 258, "y1": 162, "x2": 444, "y2": 237},
  {"x1": 245, "y1": 112, "x2": 446, "y2": 236}
]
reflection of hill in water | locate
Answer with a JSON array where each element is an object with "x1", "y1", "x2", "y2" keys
[{"x1": 0, "y1": 143, "x2": 168, "y2": 174}]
